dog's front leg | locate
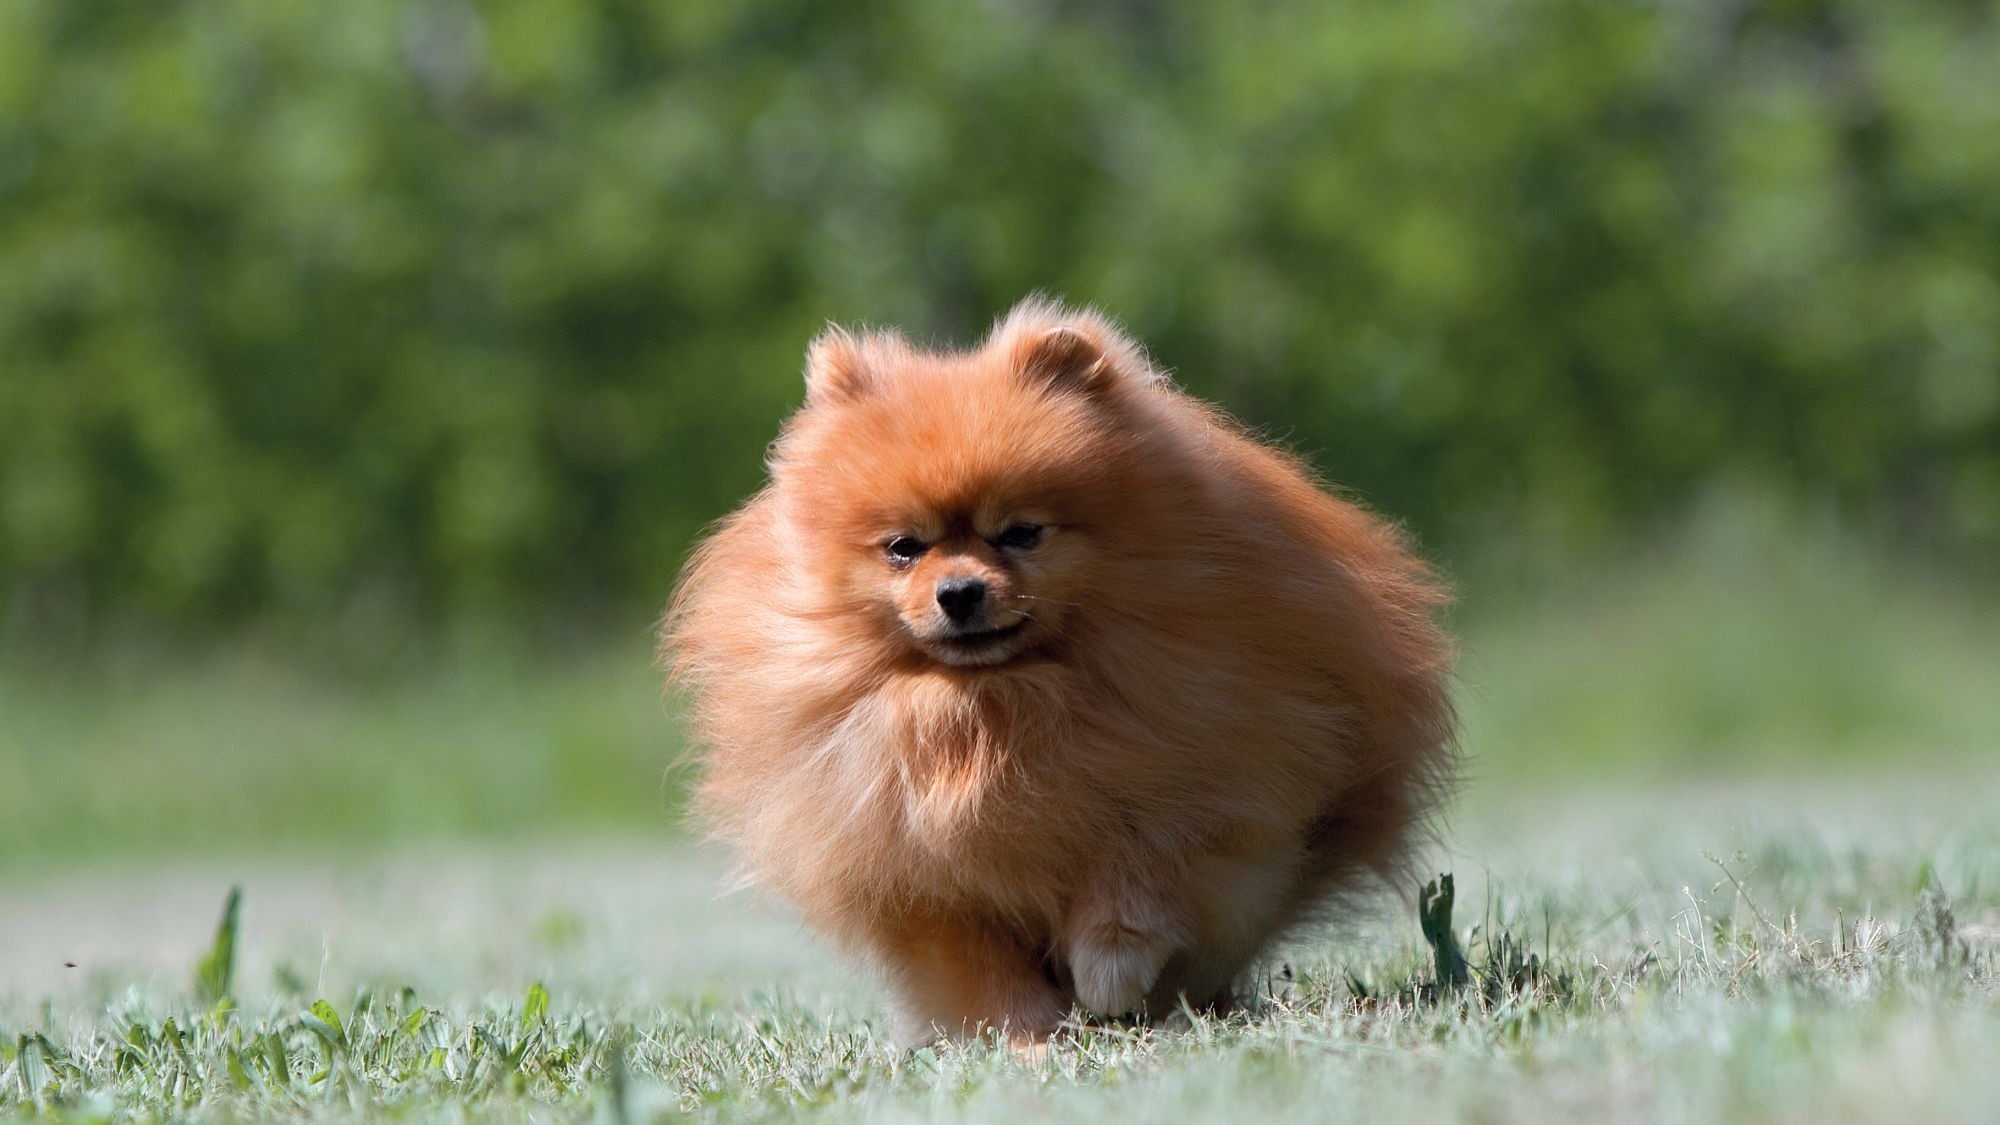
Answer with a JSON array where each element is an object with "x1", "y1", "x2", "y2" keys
[{"x1": 1062, "y1": 868, "x2": 1187, "y2": 1019}]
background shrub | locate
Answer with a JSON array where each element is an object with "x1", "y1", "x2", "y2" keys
[{"x1": 3, "y1": 0, "x2": 1995, "y2": 632}]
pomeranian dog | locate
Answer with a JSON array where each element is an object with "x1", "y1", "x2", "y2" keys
[{"x1": 664, "y1": 298, "x2": 1454, "y2": 1045}]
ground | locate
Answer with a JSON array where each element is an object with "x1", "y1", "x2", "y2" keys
[
  {"x1": 4, "y1": 779, "x2": 1996, "y2": 1122},
  {"x1": 5, "y1": 527, "x2": 1997, "y2": 1120}
]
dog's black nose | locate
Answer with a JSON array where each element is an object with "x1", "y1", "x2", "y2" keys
[{"x1": 935, "y1": 577, "x2": 986, "y2": 623}]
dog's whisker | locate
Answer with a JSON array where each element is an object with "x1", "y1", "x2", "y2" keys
[{"x1": 1001, "y1": 594, "x2": 1079, "y2": 609}]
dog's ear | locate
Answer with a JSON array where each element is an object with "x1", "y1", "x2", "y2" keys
[
  {"x1": 803, "y1": 326, "x2": 870, "y2": 406},
  {"x1": 996, "y1": 297, "x2": 1150, "y2": 397},
  {"x1": 1016, "y1": 325, "x2": 1116, "y2": 395}
]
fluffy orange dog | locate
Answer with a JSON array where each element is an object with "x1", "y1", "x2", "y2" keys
[{"x1": 665, "y1": 298, "x2": 1454, "y2": 1044}]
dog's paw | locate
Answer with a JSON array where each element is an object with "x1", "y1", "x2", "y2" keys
[{"x1": 1069, "y1": 927, "x2": 1171, "y2": 1017}]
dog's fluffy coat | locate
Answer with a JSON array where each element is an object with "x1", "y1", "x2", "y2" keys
[{"x1": 665, "y1": 299, "x2": 1455, "y2": 1043}]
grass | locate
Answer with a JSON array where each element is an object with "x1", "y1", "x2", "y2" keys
[
  {"x1": 1453, "y1": 513, "x2": 2000, "y2": 777},
  {"x1": 0, "y1": 636, "x2": 679, "y2": 869},
  {"x1": 3, "y1": 791, "x2": 1996, "y2": 1121},
  {"x1": 5, "y1": 510, "x2": 1996, "y2": 868},
  {"x1": 3, "y1": 516, "x2": 1997, "y2": 1119}
]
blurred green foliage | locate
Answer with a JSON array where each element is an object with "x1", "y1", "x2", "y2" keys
[
  {"x1": 2, "y1": 0, "x2": 1997, "y2": 632},
  {"x1": 5, "y1": 507, "x2": 1996, "y2": 866}
]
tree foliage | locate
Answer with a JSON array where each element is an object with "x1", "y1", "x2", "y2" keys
[{"x1": 3, "y1": 0, "x2": 1995, "y2": 629}]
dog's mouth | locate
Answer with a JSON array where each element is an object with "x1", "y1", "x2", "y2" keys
[
  {"x1": 941, "y1": 620, "x2": 1028, "y2": 649},
  {"x1": 924, "y1": 619, "x2": 1031, "y2": 665}
]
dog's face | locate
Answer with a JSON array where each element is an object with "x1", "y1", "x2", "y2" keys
[
  {"x1": 863, "y1": 501, "x2": 1074, "y2": 667},
  {"x1": 769, "y1": 306, "x2": 1155, "y2": 669}
]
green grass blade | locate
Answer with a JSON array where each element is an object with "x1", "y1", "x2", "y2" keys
[{"x1": 194, "y1": 885, "x2": 243, "y2": 1006}]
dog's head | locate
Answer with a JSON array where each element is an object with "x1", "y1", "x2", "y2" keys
[{"x1": 767, "y1": 299, "x2": 1164, "y2": 668}]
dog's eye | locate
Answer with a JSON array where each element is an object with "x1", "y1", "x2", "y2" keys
[
  {"x1": 996, "y1": 523, "x2": 1044, "y2": 550},
  {"x1": 885, "y1": 536, "x2": 928, "y2": 564}
]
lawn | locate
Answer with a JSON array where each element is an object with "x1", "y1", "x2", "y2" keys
[
  {"x1": 4, "y1": 787, "x2": 1995, "y2": 1121},
  {"x1": 4, "y1": 522, "x2": 1997, "y2": 1120}
]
